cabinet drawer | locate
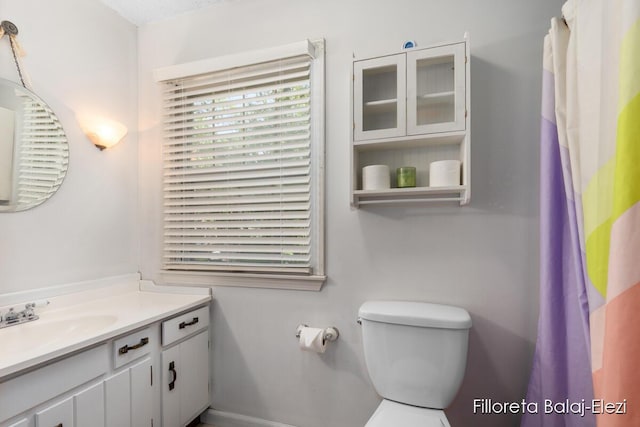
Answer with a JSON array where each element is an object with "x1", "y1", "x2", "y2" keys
[
  {"x1": 162, "y1": 306, "x2": 209, "y2": 347},
  {"x1": 113, "y1": 327, "x2": 153, "y2": 369}
]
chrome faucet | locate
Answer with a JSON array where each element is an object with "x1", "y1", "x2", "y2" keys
[{"x1": 0, "y1": 300, "x2": 49, "y2": 329}]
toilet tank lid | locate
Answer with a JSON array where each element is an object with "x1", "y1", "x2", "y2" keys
[{"x1": 358, "y1": 301, "x2": 472, "y2": 329}]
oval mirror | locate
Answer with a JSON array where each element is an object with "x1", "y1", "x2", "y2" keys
[{"x1": 0, "y1": 78, "x2": 68, "y2": 212}]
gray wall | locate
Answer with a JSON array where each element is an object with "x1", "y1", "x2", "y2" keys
[
  {"x1": 0, "y1": 0, "x2": 563, "y2": 425},
  {"x1": 137, "y1": 1, "x2": 560, "y2": 426},
  {"x1": 0, "y1": 0, "x2": 138, "y2": 294}
]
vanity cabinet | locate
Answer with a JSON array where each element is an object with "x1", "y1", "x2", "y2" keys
[
  {"x1": 0, "y1": 303, "x2": 211, "y2": 427},
  {"x1": 161, "y1": 307, "x2": 210, "y2": 427},
  {"x1": 351, "y1": 37, "x2": 470, "y2": 206},
  {"x1": 0, "y1": 345, "x2": 108, "y2": 427}
]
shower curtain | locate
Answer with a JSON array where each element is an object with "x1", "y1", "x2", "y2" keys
[{"x1": 522, "y1": 1, "x2": 640, "y2": 426}]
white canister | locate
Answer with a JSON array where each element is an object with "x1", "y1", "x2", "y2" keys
[
  {"x1": 362, "y1": 165, "x2": 390, "y2": 190},
  {"x1": 429, "y1": 160, "x2": 461, "y2": 187}
]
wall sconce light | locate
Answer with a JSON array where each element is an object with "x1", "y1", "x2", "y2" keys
[{"x1": 77, "y1": 115, "x2": 128, "y2": 151}]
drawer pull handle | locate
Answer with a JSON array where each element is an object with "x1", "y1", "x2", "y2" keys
[
  {"x1": 118, "y1": 337, "x2": 149, "y2": 355},
  {"x1": 168, "y1": 361, "x2": 177, "y2": 390},
  {"x1": 54, "y1": 424, "x2": 63, "y2": 427},
  {"x1": 179, "y1": 317, "x2": 199, "y2": 329}
]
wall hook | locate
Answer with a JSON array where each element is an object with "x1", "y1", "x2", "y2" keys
[{"x1": 1, "y1": 21, "x2": 18, "y2": 36}]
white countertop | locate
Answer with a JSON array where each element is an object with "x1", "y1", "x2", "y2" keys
[{"x1": 0, "y1": 277, "x2": 211, "y2": 379}]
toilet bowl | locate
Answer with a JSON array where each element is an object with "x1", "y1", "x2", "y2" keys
[{"x1": 358, "y1": 301, "x2": 472, "y2": 426}]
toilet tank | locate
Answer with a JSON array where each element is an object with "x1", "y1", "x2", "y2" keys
[{"x1": 358, "y1": 301, "x2": 472, "y2": 409}]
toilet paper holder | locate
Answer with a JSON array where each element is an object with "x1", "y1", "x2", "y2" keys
[{"x1": 295, "y1": 324, "x2": 340, "y2": 345}]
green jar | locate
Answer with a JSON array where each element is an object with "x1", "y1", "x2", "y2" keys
[{"x1": 396, "y1": 166, "x2": 416, "y2": 188}]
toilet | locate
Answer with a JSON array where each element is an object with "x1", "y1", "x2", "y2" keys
[{"x1": 358, "y1": 301, "x2": 472, "y2": 427}]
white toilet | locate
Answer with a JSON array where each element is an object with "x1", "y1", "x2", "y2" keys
[{"x1": 358, "y1": 301, "x2": 472, "y2": 427}]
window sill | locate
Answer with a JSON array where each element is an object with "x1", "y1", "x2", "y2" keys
[{"x1": 159, "y1": 270, "x2": 326, "y2": 291}]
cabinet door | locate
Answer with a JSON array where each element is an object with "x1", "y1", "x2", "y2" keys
[
  {"x1": 162, "y1": 330, "x2": 210, "y2": 427},
  {"x1": 179, "y1": 331, "x2": 210, "y2": 424},
  {"x1": 130, "y1": 358, "x2": 153, "y2": 427},
  {"x1": 105, "y1": 369, "x2": 130, "y2": 427},
  {"x1": 6, "y1": 419, "x2": 28, "y2": 427},
  {"x1": 35, "y1": 397, "x2": 73, "y2": 427},
  {"x1": 74, "y1": 382, "x2": 105, "y2": 427},
  {"x1": 354, "y1": 54, "x2": 406, "y2": 141},
  {"x1": 406, "y1": 42, "x2": 466, "y2": 135},
  {"x1": 161, "y1": 345, "x2": 180, "y2": 427}
]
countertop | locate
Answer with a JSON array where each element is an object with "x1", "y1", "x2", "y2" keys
[{"x1": 0, "y1": 277, "x2": 211, "y2": 379}]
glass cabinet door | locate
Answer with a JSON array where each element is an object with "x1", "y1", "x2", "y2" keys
[
  {"x1": 406, "y1": 42, "x2": 466, "y2": 135},
  {"x1": 353, "y1": 54, "x2": 406, "y2": 141}
]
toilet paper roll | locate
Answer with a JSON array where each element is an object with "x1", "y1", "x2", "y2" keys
[
  {"x1": 362, "y1": 165, "x2": 390, "y2": 190},
  {"x1": 429, "y1": 160, "x2": 461, "y2": 187},
  {"x1": 298, "y1": 327, "x2": 327, "y2": 353}
]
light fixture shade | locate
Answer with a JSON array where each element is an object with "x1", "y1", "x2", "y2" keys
[{"x1": 77, "y1": 115, "x2": 128, "y2": 150}]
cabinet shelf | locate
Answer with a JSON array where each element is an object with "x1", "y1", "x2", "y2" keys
[
  {"x1": 363, "y1": 98, "x2": 397, "y2": 113},
  {"x1": 417, "y1": 91, "x2": 455, "y2": 108},
  {"x1": 353, "y1": 130, "x2": 465, "y2": 151},
  {"x1": 364, "y1": 98, "x2": 397, "y2": 107},
  {"x1": 419, "y1": 90, "x2": 454, "y2": 99},
  {"x1": 354, "y1": 185, "x2": 468, "y2": 206}
]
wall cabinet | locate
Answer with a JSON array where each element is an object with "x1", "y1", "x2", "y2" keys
[
  {"x1": 161, "y1": 306, "x2": 210, "y2": 427},
  {"x1": 351, "y1": 37, "x2": 470, "y2": 206}
]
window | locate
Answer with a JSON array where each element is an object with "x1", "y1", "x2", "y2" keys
[{"x1": 156, "y1": 40, "x2": 325, "y2": 290}]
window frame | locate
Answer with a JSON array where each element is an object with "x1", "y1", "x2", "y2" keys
[{"x1": 153, "y1": 40, "x2": 325, "y2": 291}]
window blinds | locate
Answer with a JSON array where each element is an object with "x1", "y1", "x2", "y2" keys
[{"x1": 162, "y1": 54, "x2": 316, "y2": 275}]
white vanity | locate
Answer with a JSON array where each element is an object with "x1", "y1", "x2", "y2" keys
[{"x1": 0, "y1": 274, "x2": 211, "y2": 427}]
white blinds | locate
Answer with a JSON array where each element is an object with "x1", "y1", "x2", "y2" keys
[
  {"x1": 162, "y1": 54, "x2": 316, "y2": 274},
  {"x1": 17, "y1": 97, "x2": 68, "y2": 208}
]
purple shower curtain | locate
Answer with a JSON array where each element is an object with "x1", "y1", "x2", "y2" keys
[{"x1": 520, "y1": 29, "x2": 594, "y2": 427}]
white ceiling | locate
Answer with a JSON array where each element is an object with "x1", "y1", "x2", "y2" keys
[{"x1": 100, "y1": 0, "x2": 225, "y2": 26}]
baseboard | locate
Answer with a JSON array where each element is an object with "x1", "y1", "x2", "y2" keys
[{"x1": 201, "y1": 409, "x2": 297, "y2": 427}]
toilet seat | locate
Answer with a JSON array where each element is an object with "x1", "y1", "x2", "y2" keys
[{"x1": 365, "y1": 400, "x2": 451, "y2": 427}]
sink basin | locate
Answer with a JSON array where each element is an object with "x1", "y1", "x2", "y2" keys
[
  {"x1": 2, "y1": 315, "x2": 119, "y2": 352},
  {"x1": 37, "y1": 314, "x2": 119, "y2": 335}
]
